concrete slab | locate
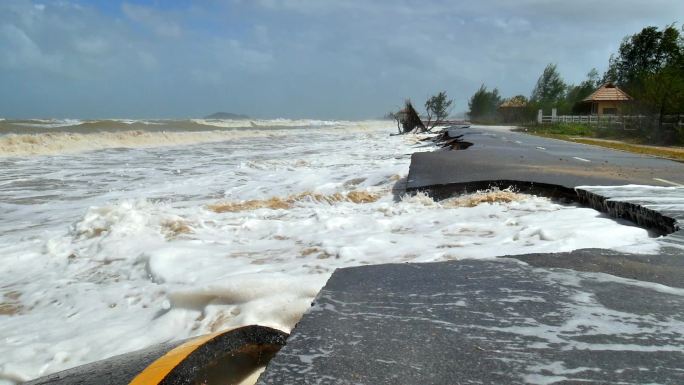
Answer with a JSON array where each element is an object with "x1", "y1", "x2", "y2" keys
[
  {"x1": 257, "y1": 259, "x2": 684, "y2": 385},
  {"x1": 512, "y1": 248, "x2": 684, "y2": 288}
]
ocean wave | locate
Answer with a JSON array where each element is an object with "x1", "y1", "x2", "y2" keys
[
  {"x1": 0, "y1": 120, "x2": 390, "y2": 157},
  {"x1": 0, "y1": 130, "x2": 275, "y2": 157},
  {"x1": 0, "y1": 118, "x2": 377, "y2": 133},
  {"x1": 1, "y1": 119, "x2": 235, "y2": 133}
]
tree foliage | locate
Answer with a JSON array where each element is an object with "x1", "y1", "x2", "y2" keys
[
  {"x1": 530, "y1": 66, "x2": 602, "y2": 114},
  {"x1": 468, "y1": 84, "x2": 501, "y2": 122},
  {"x1": 605, "y1": 25, "x2": 683, "y2": 87},
  {"x1": 635, "y1": 66, "x2": 684, "y2": 118},
  {"x1": 424, "y1": 91, "x2": 453, "y2": 130},
  {"x1": 530, "y1": 63, "x2": 567, "y2": 108},
  {"x1": 604, "y1": 24, "x2": 684, "y2": 140},
  {"x1": 564, "y1": 68, "x2": 602, "y2": 114}
]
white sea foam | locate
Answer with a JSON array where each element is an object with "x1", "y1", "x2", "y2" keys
[
  {"x1": 0, "y1": 122, "x2": 661, "y2": 383},
  {"x1": 8, "y1": 118, "x2": 84, "y2": 128}
]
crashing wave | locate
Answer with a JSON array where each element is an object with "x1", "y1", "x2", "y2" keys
[{"x1": 0, "y1": 119, "x2": 390, "y2": 156}]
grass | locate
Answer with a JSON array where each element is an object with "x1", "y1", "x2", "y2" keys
[
  {"x1": 519, "y1": 123, "x2": 595, "y2": 137},
  {"x1": 516, "y1": 123, "x2": 684, "y2": 161}
]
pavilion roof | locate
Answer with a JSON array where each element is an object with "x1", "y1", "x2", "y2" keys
[
  {"x1": 583, "y1": 83, "x2": 632, "y2": 102},
  {"x1": 499, "y1": 98, "x2": 527, "y2": 108}
]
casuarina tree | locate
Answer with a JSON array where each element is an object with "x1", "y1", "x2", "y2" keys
[
  {"x1": 605, "y1": 24, "x2": 684, "y2": 141},
  {"x1": 604, "y1": 25, "x2": 683, "y2": 87},
  {"x1": 468, "y1": 84, "x2": 501, "y2": 122},
  {"x1": 530, "y1": 63, "x2": 567, "y2": 110},
  {"x1": 424, "y1": 91, "x2": 454, "y2": 130}
]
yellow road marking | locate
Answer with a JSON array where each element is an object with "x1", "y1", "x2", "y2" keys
[{"x1": 129, "y1": 329, "x2": 231, "y2": 385}]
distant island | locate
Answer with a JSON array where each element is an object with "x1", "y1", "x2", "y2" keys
[{"x1": 204, "y1": 112, "x2": 250, "y2": 120}]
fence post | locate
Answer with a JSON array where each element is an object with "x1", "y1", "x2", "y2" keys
[
  {"x1": 537, "y1": 109, "x2": 543, "y2": 124},
  {"x1": 551, "y1": 108, "x2": 557, "y2": 123}
]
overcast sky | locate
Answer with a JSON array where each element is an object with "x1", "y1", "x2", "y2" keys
[{"x1": 1, "y1": 0, "x2": 682, "y2": 119}]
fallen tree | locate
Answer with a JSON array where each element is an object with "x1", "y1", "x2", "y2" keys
[{"x1": 399, "y1": 100, "x2": 426, "y2": 133}]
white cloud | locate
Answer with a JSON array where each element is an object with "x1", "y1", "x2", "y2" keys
[
  {"x1": 189, "y1": 38, "x2": 274, "y2": 85},
  {"x1": 137, "y1": 50, "x2": 157, "y2": 70},
  {"x1": 253, "y1": 25, "x2": 270, "y2": 45},
  {"x1": 0, "y1": 1, "x2": 135, "y2": 79},
  {"x1": 0, "y1": 23, "x2": 61, "y2": 71},
  {"x1": 72, "y1": 36, "x2": 109, "y2": 56},
  {"x1": 190, "y1": 68, "x2": 223, "y2": 85},
  {"x1": 121, "y1": 2, "x2": 182, "y2": 37}
]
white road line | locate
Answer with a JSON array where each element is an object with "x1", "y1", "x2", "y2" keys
[
  {"x1": 572, "y1": 157, "x2": 591, "y2": 162},
  {"x1": 653, "y1": 178, "x2": 684, "y2": 187},
  {"x1": 536, "y1": 146, "x2": 546, "y2": 150}
]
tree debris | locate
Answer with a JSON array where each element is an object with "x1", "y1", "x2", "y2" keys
[
  {"x1": 428, "y1": 127, "x2": 473, "y2": 150},
  {"x1": 398, "y1": 100, "x2": 426, "y2": 134}
]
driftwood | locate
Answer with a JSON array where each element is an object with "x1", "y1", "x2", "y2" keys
[
  {"x1": 441, "y1": 138, "x2": 473, "y2": 150},
  {"x1": 419, "y1": 131, "x2": 460, "y2": 142},
  {"x1": 425, "y1": 128, "x2": 473, "y2": 150}
]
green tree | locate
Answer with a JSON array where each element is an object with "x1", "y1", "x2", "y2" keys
[
  {"x1": 530, "y1": 63, "x2": 567, "y2": 109},
  {"x1": 586, "y1": 68, "x2": 601, "y2": 89},
  {"x1": 424, "y1": 91, "x2": 454, "y2": 130},
  {"x1": 565, "y1": 68, "x2": 601, "y2": 113},
  {"x1": 605, "y1": 25, "x2": 683, "y2": 87},
  {"x1": 602, "y1": 24, "x2": 684, "y2": 143},
  {"x1": 468, "y1": 84, "x2": 501, "y2": 122},
  {"x1": 639, "y1": 67, "x2": 684, "y2": 116},
  {"x1": 634, "y1": 66, "x2": 684, "y2": 142}
]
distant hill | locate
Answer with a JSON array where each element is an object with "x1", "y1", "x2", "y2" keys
[{"x1": 204, "y1": 112, "x2": 250, "y2": 120}]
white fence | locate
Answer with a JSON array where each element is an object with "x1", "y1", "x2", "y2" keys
[{"x1": 537, "y1": 109, "x2": 684, "y2": 128}]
